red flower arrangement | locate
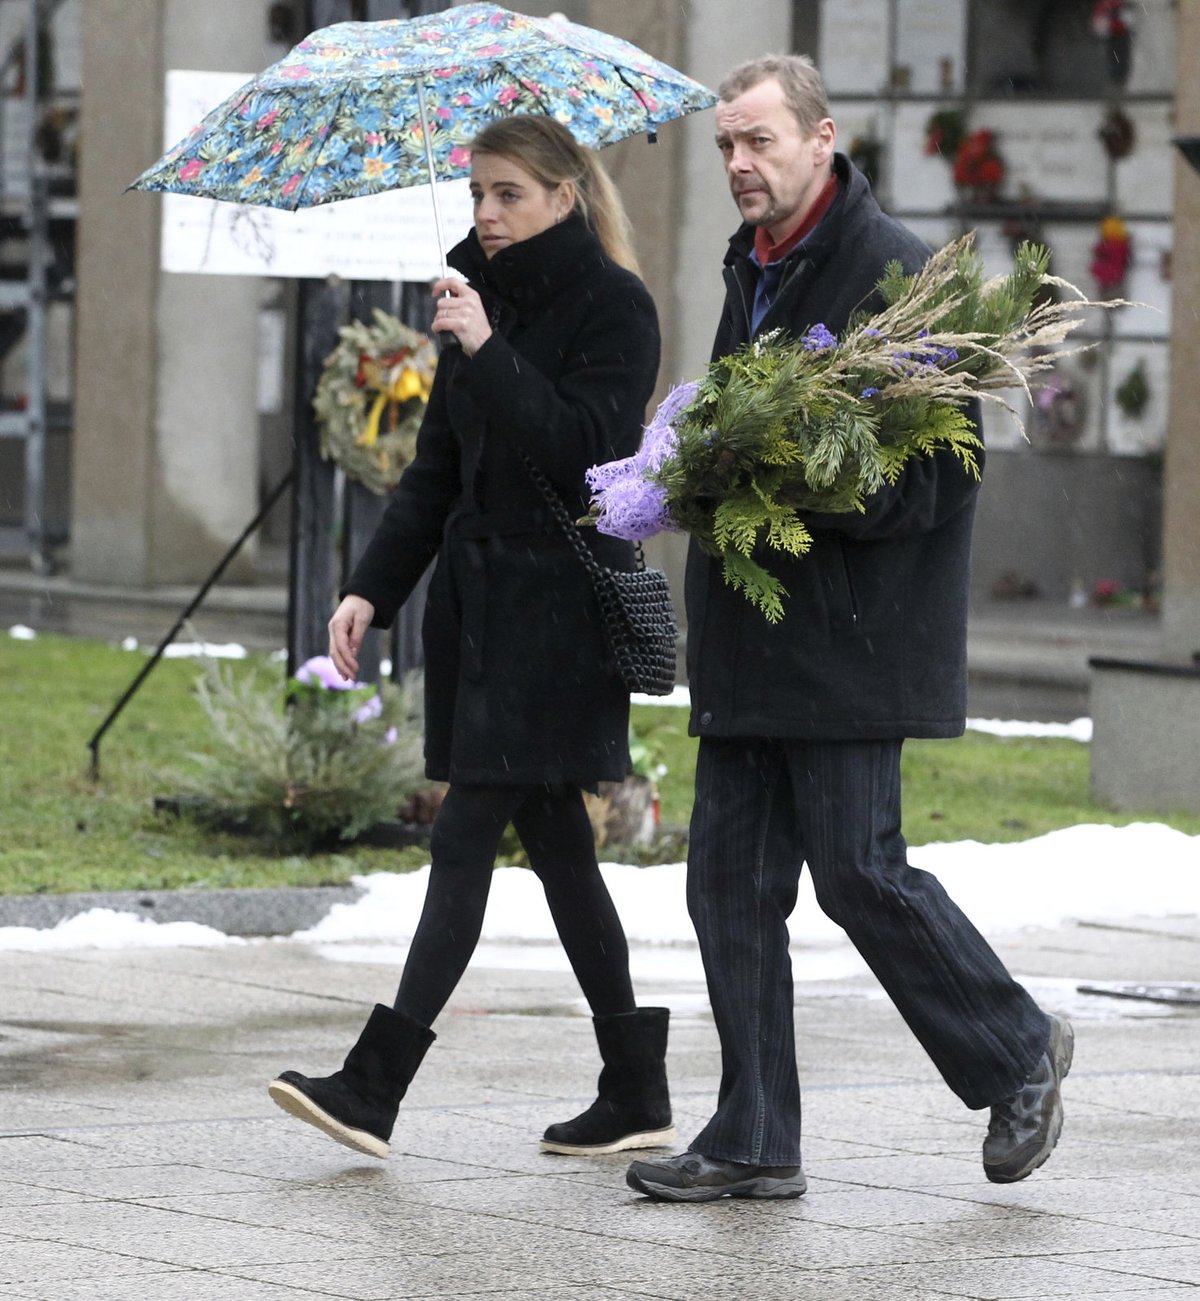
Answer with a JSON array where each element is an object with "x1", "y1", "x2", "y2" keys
[
  {"x1": 1090, "y1": 0, "x2": 1134, "y2": 38},
  {"x1": 953, "y1": 129, "x2": 1004, "y2": 201},
  {"x1": 1090, "y1": 216, "x2": 1132, "y2": 292}
]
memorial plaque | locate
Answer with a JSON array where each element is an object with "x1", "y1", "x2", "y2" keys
[
  {"x1": 982, "y1": 103, "x2": 1107, "y2": 203},
  {"x1": 895, "y1": 0, "x2": 966, "y2": 95},
  {"x1": 819, "y1": 0, "x2": 890, "y2": 95},
  {"x1": 891, "y1": 103, "x2": 957, "y2": 213}
]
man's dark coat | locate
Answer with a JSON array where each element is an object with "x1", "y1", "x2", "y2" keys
[
  {"x1": 345, "y1": 216, "x2": 661, "y2": 785},
  {"x1": 685, "y1": 153, "x2": 983, "y2": 740}
]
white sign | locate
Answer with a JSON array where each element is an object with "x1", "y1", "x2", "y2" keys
[{"x1": 156, "y1": 70, "x2": 474, "y2": 281}]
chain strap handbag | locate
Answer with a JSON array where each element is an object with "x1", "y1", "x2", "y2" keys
[{"x1": 523, "y1": 455, "x2": 678, "y2": 696}]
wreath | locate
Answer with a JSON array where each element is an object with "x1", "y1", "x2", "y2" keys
[{"x1": 313, "y1": 308, "x2": 438, "y2": 495}]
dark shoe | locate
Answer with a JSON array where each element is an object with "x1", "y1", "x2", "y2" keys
[
  {"x1": 983, "y1": 1013, "x2": 1074, "y2": 1183},
  {"x1": 268, "y1": 1004, "x2": 434, "y2": 1159},
  {"x1": 626, "y1": 1151, "x2": 807, "y2": 1202},
  {"x1": 541, "y1": 1007, "x2": 675, "y2": 1156}
]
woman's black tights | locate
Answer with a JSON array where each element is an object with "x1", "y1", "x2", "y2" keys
[{"x1": 393, "y1": 783, "x2": 636, "y2": 1028}]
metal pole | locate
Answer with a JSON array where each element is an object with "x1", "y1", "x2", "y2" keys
[
  {"x1": 415, "y1": 81, "x2": 448, "y2": 278},
  {"x1": 24, "y1": 0, "x2": 47, "y2": 571},
  {"x1": 286, "y1": 275, "x2": 348, "y2": 675},
  {"x1": 87, "y1": 471, "x2": 294, "y2": 781}
]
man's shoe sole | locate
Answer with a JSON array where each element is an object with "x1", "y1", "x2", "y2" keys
[
  {"x1": 984, "y1": 1017, "x2": 1075, "y2": 1184},
  {"x1": 267, "y1": 1079, "x2": 390, "y2": 1159},
  {"x1": 541, "y1": 1124, "x2": 677, "y2": 1156},
  {"x1": 625, "y1": 1166, "x2": 807, "y2": 1202}
]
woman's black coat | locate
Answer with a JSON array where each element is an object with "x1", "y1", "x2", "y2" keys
[
  {"x1": 344, "y1": 216, "x2": 661, "y2": 785},
  {"x1": 685, "y1": 154, "x2": 983, "y2": 741}
]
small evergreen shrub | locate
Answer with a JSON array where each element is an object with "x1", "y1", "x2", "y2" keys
[{"x1": 182, "y1": 656, "x2": 427, "y2": 851}]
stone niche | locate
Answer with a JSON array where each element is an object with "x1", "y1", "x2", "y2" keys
[{"x1": 968, "y1": 0, "x2": 1123, "y2": 97}]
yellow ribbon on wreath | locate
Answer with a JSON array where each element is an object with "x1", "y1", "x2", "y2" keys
[
  {"x1": 356, "y1": 363, "x2": 433, "y2": 448},
  {"x1": 313, "y1": 309, "x2": 438, "y2": 495}
]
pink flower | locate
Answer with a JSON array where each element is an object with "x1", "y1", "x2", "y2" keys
[
  {"x1": 295, "y1": 655, "x2": 361, "y2": 691},
  {"x1": 281, "y1": 173, "x2": 303, "y2": 196},
  {"x1": 435, "y1": 107, "x2": 451, "y2": 120},
  {"x1": 353, "y1": 694, "x2": 383, "y2": 725},
  {"x1": 448, "y1": 145, "x2": 472, "y2": 168},
  {"x1": 279, "y1": 63, "x2": 311, "y2": 80},
  {"x1": 454, "y1": 93, "x2": 472, "y2": 106},
  {"x1": 179, "y1": 158, "x2": 204, "y2": 182},
  {"x1": 497, "y1": 85, "x2": 521, "y2": 105},
  {"x1": 256, "y1": 109, "x2": 280, "y2": 130},
  {"x1": 365, "y1": 132, "x2": 382, "y2": 146}
]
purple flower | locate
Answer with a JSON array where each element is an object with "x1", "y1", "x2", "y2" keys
[
  {"x1": 585, "y1": 381, "x2": 697, "y2": 542},
  {"x1": 384, "y1": 726, "x2": 398, "y2": 745},
  {"x1": 892, "y1": 339, "x2": 959, "y2": 375},
  {"x1": 353, "y1": 693, "x2": 383, "y2": 724},
  {"x1": 295, "y1": 655, "x2": 363, "y2": 691},
  {"x1": 801, "y1": 323, "x2": 837, "y2": 351},
  {"x1": 586, "y1": 475, "x2": 675, "y2": 541},
  {"x1": 861, "y1": 386, "x2": 880, "y2": 398}
]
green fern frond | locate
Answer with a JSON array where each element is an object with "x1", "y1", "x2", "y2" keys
[{"x1": 721, "y1": 549, "x2": 788, "y2": 624}]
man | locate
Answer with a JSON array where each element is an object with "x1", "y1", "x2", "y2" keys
[{"x1": 625, "y1": 54, "x2": 1072, "y2": 1203}]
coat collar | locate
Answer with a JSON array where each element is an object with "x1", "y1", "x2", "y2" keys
[
  {"x1": 723, "y1": 152, "x2": 868, "y2": 272},
  {"x1": 448, "y1": 215, "x2": 608, "y2": 315}
]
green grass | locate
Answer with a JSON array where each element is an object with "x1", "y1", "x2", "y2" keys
[
  {"x1": 2, "y1": 631, "x2": 1197, "y2": 896},
  {"x1": 1, "y1": 633, "x2": 432, "y2": 894}
]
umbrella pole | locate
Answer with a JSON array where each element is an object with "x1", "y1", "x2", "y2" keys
[{"x1": 416, "y1": 83, "x2": 449, "y2": 280}]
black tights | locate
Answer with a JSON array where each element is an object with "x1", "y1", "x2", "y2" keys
[{"x1": 393, "y1": 783, "x2": 636, "y2": 1028}]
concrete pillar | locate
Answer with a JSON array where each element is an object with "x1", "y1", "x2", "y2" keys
[
  {"x1": 72, "y1": 0, "x2": 270, "y2": 587},
  {"x1": 71, "y1": 0, "x2": 164, "y2": 584},
  {"x1": 675, "y1": 0, "x2": 791, "y2": 383},
  {"x1": 1162, "y1": 0, "x2": 1200, "y2": 660},
  {"x1": 583, "y1": 0, "x2": 686, "y2": 382}
]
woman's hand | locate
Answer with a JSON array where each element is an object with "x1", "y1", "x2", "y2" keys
[
  {"x1": 328, "y1": 594, "x2": 376, "y2": 682},
  {"x1": 431, "y1": 277, "x2": 492, "y2": 357}
]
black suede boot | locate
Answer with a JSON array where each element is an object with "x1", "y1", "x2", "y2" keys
[
  {"x1": 268, "y1": 1004, "x2": 434, "y2": 1159},
  {"x1": 541, "y1": 1007, "x2": 675, "y2": 1155}
]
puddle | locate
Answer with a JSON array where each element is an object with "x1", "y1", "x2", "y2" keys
[{"x1": 0, "y1": 1010, "x2": 329, "y2": 1090}]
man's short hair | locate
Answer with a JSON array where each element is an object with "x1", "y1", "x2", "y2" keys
[{"x1": 718, "y1": 54, "x2": 830, "y2": 137}]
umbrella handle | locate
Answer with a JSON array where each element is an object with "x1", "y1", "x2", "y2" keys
[{"x1": 417, "y1": 83, "x2": 450, "y2": 282}]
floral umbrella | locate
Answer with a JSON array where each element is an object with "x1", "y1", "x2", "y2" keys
[{"x1": 129, "y1": 3, "x2": 716, "y2": 270}]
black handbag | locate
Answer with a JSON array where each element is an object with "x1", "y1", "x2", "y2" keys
[{"x1": 523, "y1": 456, "x2": 678, "y2": 696}]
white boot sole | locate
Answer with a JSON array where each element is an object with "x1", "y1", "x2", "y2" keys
[
  {"x1": 267, "y1": 1079, "x2": 390, "y2": 1159},
  {"x1": 540, "y1": 1125, "x2": 677, "y2": 1156}
]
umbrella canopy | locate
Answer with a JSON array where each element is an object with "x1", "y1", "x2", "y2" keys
[{"x1": 129, "y1": 3, "x2": 717, "y2": 212}]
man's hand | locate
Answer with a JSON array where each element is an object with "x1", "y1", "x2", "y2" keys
[{"x1": 328, "y1": 594, "x2": 376, "y2": 682}]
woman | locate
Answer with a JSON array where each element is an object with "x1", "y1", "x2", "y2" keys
[{"x1": 269, "y1": 116, "x2": 672, "y2": 1162}]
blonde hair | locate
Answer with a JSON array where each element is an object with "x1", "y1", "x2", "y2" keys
[
  {"x1": 719, "y1": 54, "x2": 830, "y2": 137},
  {"x1": 470, "y1": 115, "x2": 641, "y2": 276}
]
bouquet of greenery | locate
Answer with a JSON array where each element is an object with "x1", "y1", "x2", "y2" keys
[
  {"x1": 585, "y1": 235, "x2": 1109, "y2": 622},
  {"x1": 182, "y1": 656, "x2": 427, "y2": 850}
]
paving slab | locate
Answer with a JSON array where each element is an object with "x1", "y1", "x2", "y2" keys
[{"x1": 1, "y1": 915, "x2": 1198, "y2": 1300}]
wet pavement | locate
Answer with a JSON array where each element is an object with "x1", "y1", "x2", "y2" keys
[
  {"x1": 1, "y1": 911, "x2": 1198, "y2": 1299},
  {"x1": 2, "y1": 572, "x2": 1195, "y2": 1296}
]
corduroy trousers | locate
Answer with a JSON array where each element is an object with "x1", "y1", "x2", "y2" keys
[{"x1": 686, "y1": 736, "x2": 1050, "y2": 1166}]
